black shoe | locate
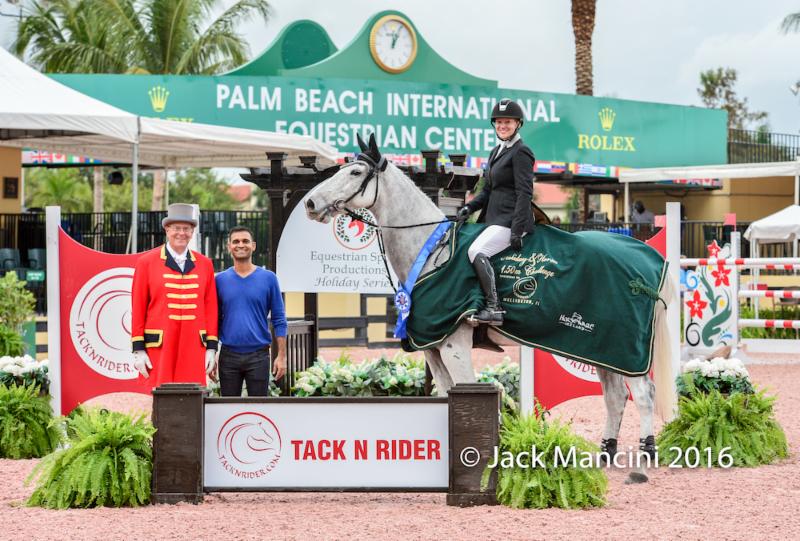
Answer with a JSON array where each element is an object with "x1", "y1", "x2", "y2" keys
[{"x1": 472, "y1": 253, "x2": 504, "y2": 326}]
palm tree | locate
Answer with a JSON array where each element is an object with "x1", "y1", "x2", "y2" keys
[
  {"x1": 571, "y1": 0, "x2": 596, "y2": 96},
  {"x1": 14, "y1": 0, "x2": 270, "y2": 210},
  {"x1": 781, "y1": 11, "x2": 800, "y2": 92}
]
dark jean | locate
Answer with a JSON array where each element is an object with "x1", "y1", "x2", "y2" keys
[{"x1": 219, "y1": 346, "x2": 271, "y2": 397}]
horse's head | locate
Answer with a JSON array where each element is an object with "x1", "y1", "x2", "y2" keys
[{"x1": 305, "y1": 133, "x2": 387, "y2": 223}]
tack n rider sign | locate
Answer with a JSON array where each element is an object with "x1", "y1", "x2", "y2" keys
[{"x1": 57, "y1": 229, "x2": 151, "y2": 414}]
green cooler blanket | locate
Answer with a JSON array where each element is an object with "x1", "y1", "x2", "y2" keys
[{"x1": 405, "y1": 224, "x2": 667, "y2": 376}]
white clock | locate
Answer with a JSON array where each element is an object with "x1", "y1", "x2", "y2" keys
[{"x1": 369, "y1": 15, "x2": 418, "y2": 74}]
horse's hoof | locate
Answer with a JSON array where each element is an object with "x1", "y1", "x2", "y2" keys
[{"x1": 625, "y1": 472, "x2": 649, "y2": 484}]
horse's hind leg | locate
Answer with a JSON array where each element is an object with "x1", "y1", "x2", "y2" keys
[
  {"x1": 625, "y1": 374, "x2": 657, "y2": 484},
  {"x1": 597, "y1": 368, "x2": 627, "y2": 462}
]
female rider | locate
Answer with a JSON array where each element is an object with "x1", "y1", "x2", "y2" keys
[{"x1": 457, "y1": 98, "x2": 536, "y2": 326}]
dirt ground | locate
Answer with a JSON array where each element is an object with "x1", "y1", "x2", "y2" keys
[{"x1": 1, "y1": 348, "x2": 798, "y2": 541}]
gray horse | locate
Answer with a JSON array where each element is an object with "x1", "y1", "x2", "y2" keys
[{"x1": 304, "y1": 135, "x2": 677, "y2": 482}]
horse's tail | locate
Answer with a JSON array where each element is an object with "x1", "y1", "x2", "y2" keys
[{"x1": 653, "y1": 274, "x2": 678, "y2": 421}]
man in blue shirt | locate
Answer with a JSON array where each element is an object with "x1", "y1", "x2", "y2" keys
[{"x1": 215, "y1": 226, "x2": 287, "y2": 396}]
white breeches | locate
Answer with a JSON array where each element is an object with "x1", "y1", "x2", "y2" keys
[{"x1": 467, "y1": 225, "x2": 511, "y2": 262}]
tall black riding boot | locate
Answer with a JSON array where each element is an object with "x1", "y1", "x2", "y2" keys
[{"x1": 471, "y1": 253, "x2": 504, "y2": 326}]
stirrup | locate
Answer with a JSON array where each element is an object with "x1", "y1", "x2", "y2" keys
[{"x1": 470, "y1": 308, "x2": 505, "y2": 326}]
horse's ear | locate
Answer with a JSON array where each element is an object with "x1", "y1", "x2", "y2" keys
[
  {"x1": 368, "y1": 133, "x2": 380, "y2": 156},
  {"x1": 356, "y1": 133, "x2": 369, "y2": 152}
]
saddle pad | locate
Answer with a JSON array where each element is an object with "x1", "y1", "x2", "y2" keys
[{"x1": 405, "y1": 224, "x2": 667, "y2": 376}]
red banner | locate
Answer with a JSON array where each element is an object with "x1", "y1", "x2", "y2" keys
[
  {"x1": 59, "y1": 229, "x2": 150, "y2": 414},
  {"x1": 533, "y1": 228, "x2": 667, "y2": 410}
]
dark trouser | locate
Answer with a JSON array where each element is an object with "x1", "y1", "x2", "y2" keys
[{"x1": 219, "y1": 346, "x2": 271, "y2": 397}]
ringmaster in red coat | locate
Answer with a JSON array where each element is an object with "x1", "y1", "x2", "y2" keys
[{"x1": 131, "y1": 203, "x2": 218, "y2": 387}]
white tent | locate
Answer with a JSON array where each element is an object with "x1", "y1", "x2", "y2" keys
[
  {"x1": 744, "y1": 204, "x2": 800, "y2": 261},
  {"x1": 0, "y1": 47, "x2": 338, "y2": 249},
  {"x1": 619, "y1": 160, "x2": 800, "y2": 222},
  {"x1": 0, "y1": 46, "x2": 138, "y2": 143}
]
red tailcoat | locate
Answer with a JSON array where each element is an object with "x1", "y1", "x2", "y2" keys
[{"x1": 130, "y1": 245, "x2": 218, "y2": 387}]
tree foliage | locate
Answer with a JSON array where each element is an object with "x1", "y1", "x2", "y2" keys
[
  {"x1": 697, "y1": 67, "x2": 769, "y2": 130},
  {"x1": 14, "y1": 0, "x2": 270, "y2": 75},
  {"x1": 170, "y1": 168, "x2": 240, "y2": 210}
]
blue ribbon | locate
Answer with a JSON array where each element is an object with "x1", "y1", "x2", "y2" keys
[{"x1": 394, "y1": 221, "x2": 452, "y2": 339}]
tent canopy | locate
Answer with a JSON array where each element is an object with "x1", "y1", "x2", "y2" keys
[
  {"x1": 743, "y1": 204, "x2": 800, "y2": 243},
  {"x1": 619, "y1": 161, "x2": 800, "y2": 183},
  {"x1": 0, "y1": 47, "x2": 138, "y2": 143},
  {"x1": 0, "y1": 47, "x2": 337, "y2": 166}
]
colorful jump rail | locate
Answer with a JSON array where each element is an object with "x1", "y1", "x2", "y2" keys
[
  {"x1": 680, "y1": 255, "x2": 799, "y2": 335},
  {"x1": 680, "y1": 258, "x2": 800, "y2": 267}
]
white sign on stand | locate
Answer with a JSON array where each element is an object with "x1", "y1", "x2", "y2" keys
[
  {"x1": 204, "y1": 401, "x2": 448, "y2": 489},
  {"x1": 276, "y1": 196, "x2": 398, "y2": 293}
]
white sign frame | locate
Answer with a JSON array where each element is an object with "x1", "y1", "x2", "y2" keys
[{"x1": 204, "y1": 398, "x2": 449, "y2": 491}]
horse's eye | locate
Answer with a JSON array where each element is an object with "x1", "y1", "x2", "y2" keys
[{"x1": 350, "y1": 168, "x2": 362, "y2": 176}]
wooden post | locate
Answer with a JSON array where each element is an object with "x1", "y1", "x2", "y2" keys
[
  {"x1": 151, "y1": 383, "x2": 206, "y2": 504},
  {"x1": 447, "y1": 383, "x2": 499, "y2": 507}
]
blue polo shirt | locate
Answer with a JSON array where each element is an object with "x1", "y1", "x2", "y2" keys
[{"x1": 216, "y1": 267, "x2": 287, "y2": 353}]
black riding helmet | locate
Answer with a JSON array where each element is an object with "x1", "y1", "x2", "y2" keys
[{"x1": 490, "y1": 98, "x2": 525, "y2": 126}]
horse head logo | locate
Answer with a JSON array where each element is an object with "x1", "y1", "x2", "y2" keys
[{"x1": 217, "y1": 412, "x2": 282, "y2": 471}]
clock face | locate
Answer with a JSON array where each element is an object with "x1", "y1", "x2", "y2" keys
[{"x1": 370, "y1": 16, "x2": 417, "y2": 73}]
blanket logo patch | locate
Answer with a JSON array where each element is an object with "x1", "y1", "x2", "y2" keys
[
  {"x1": 498, "y1": 252, "x2": 558, "y2": 305},
  {"x1": 558, "y1": 312, "x2": 596, "y2": 333}
]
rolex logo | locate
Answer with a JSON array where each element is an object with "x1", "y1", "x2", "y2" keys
[
  {"x1": 148, "y1": 86, "x2": 170, "y2": 113},
  {"x1": 598, "y1": 107, "x2": 615, "y2": 131}
]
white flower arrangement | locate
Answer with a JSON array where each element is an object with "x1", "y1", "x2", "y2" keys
[
  {"x1": 678, "y1": 356, "x2": 753, "y2": 397},
  {"x1": 0, "y1": 355, "x2": 50, "y2": 391},
  {"x1": 682, "y1": 357, "x2": 749, "y2": 380}
]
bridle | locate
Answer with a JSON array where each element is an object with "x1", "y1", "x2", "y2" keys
[{"x1": 319, "y1": 154, "x2": 458, "y2": 293}]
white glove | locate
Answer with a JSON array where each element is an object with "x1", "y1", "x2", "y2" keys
[
  {"x1": 133, "y1": 350, "x2": 152, "y2": 378},
  {"x1": 205, "y1": 349, "x2": 217, "y2": 375}
]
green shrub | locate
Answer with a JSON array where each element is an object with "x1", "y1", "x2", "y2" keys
[
  {"x1": 739, "y1": 304, "x2": 799, "y2": 339},
  {"x1": 292, "y1": 353, "x2": 519, "y2": 402},
  {"x1": 483, "y1": 409, "x2": 608, "y2": 509},
  {"x1": 0, "y1": 384, "x2": 61, "y2": 459},
  {"x1": 657, "y1": 389, "x2": 788, "y2": 468},
  {"x1": 0, "y1": 325, "x2": 25, "y2": 357},
  {"x1": 27, "y1": 409, "x2": 155, "y2": 508},
  {"x1": 477, "y1": 360, "x2": 520, "y2": 413},
  {"x1": 293, "y1": 352, "x2": 425, "y2": 397},
  {"x1": 0, "y1": 272, "x2": 36, "y2": 331}
]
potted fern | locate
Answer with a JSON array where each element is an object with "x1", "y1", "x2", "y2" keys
[
  {"x1": 27, "y1": 408, "x2": 155, "y2": 508},
  {"x1": 482, "y1": 408, "x2": 608, "y2": 509},
  {"x1": 0, "y1": 383, "x2": 61, "y2": 458},
  {"x1": 658, "y1": 357, "x2": 788, "y2": 467}
]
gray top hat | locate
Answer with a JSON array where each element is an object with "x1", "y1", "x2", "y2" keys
[{"x1": 162, "y1": 203, "x2": 198, "y2": 228}]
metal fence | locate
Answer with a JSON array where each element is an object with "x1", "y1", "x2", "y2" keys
[
  {"x1": 728, "y1": 129, "x2": 800, "y2": 163},
  {"x1": 3, "y1": 213, "x2": 795, "y2": 317}
]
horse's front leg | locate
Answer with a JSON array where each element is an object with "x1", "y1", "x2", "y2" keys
[
  {"x1": 438, "y1": 324, "x2": 476, "y2": 386},
  {"x1": 424, "y1": 349, "x2": 452, "y2": 397},
  {"x1": 597, "y1": 368, "x2": 627, "y2": 463}
]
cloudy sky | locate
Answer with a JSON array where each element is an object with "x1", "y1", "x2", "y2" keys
[{"x1": 2, "y1": 0, "x2": 799, "y2": 134}]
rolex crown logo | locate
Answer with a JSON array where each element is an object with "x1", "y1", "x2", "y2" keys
[
  {"x1": 598, "y1": 107, "x2": 616, "y2": 131},
  {"x1": 148, "y1": 85, "x2": 170, "y2": 113}
]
